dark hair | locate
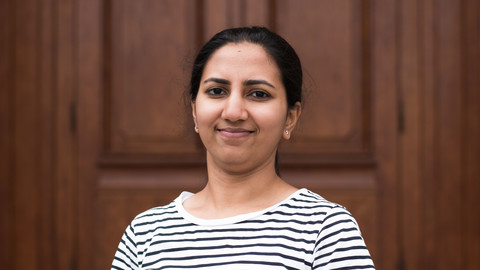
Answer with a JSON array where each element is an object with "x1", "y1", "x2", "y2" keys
[
  {"x1": 189, "y1": 26, "x2": 302, "y2": 108},
  {"x1": 189, "y1": 26, "x2": 303, "y2": 175}
]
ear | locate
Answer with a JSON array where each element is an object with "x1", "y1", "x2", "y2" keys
[
  {"x1": 283, "y1": 102, "x2": 302, "y2": 140},
  {"x1": 191, "y1": 101, "x2": 199, "y2": 133}
]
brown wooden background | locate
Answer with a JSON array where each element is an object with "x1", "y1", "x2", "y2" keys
[{"x1": 1, "y1": 0, "x2": 479, "y2": 269}]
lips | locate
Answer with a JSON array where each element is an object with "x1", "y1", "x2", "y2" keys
[{"x1": 216, "y1": 127, "x2": 255, "y2": 139}]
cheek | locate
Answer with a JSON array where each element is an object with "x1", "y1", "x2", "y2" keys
[
  {"x1": 194, "y1": 100, "x2": 220, "y2": 127},
  {"x1": 254, "y1": 105, "x2": 287, "y2": 132}
]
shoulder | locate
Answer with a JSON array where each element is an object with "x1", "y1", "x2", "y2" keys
[
  {"x1": 267, "y1": 189, "x2": 353, "y2": 228},
  {"x1": 297, "y1": 189, "x2": 358, "y2": 225},
  {"x1": 286, "y1": 189, "x2": 347, "y2": 214},
  {"x1": 128, "y1": 199, "x2": 182, "y2": 235}
]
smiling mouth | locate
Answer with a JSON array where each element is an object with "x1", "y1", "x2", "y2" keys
[{"x1": 216, "y1": 128, "x2": 255, "y2": 138}]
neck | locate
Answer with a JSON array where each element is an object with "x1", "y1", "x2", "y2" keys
[
  {"x1": 206, "y1": 162, "x2": 278, "y2": 204},
  {"x1": 187, "y1": 153, "x2": 297, "y2": 219}
]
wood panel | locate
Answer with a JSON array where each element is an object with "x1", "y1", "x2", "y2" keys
[
  {"x1": 106, "y1": 0, "x2": 200, "y2": 155},
  {"x1": 276, "y1": 0, "x2": 370, "y2": 156},
  {"x1": 399, "y1": 0, "x2": 480, "y2": 269}
]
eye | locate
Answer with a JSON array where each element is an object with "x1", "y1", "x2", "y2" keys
[
  {"x1": 206, "y1": 87, "x2": 226, "y2": 96},
  {"x1": 250, "y1": 90, "x2": 270, "y2": 99}
]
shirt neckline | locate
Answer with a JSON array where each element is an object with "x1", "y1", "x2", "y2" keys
[{"x1": 176, "y1": 188, "x2": 307, "y2": 226}]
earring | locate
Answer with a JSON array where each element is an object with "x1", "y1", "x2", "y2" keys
[
  {"x1": 194, "y1": 125, "x2": 199, "y2": 133},
  {"x1": 285, "y1": 130, "x2": 289, "y2": 135}
]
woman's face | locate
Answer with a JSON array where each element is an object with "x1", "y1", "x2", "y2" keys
[{"x1": 192, "y1": 42, "x2": 300, "y2": 173}]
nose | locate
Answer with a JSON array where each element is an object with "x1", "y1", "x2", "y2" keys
[{"x1": 221, "y1": 92, "x2": 248, "y2": 122}]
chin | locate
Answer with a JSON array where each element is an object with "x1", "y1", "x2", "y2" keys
[
  {"x1": 209, "y1": 153, "x2": 250, "y2": 170},
  {"x1": 219, "y1": 156, "x2": 250, "y2": 167}
]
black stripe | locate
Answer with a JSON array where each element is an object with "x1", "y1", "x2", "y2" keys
[
  {"x1": 148, "y1": 225, "x2": 318, "y2": 238},
  {"x1": 148, "y1": 233, "x2": 316, "y2": 247},
  {"x1": 322, "y1": 218, "x2": 357, "y2": 231},
  {"x1": 143, "y1": 251, "x2": 307, "y2": 268},
  {"x1": 119, "y1": 238, "x2": 136, "y2": 263},
  {"x1": 135, "y1": 219, "x2": 192, "y2": 236},
  {"x1": 158, "y1": 260, "x2": 298, "y2": 270},
  {"x1": 318, "y1": 226, "x2": 358, "y2": 244},
  {"x1": 316, "y1": 235, "x2": 364, "y2": 255},
  {"x1": 264, "y1": 209, "x2": 327, "y2": 217},
  {"x1": 240, "y1": 217, "x2": 324, "y2": 226},
  {"x1": 146, "y1": 242, "x2": 311, "y2": 256},
  {"x1": 314, "y1": 255, "x2": 374, "y2": 269}
]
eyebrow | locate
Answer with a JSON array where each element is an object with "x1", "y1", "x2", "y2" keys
[{"x1": 203, "y1": 77, "x2": 275, "y2": 89}]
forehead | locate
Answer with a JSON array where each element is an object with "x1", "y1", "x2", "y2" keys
[
  {"x1": 213, "y1": 42, "x2": 270, "y2": 59},
  {"x1": 202, "y1": 42, "x2": 281, "y2": 79}
]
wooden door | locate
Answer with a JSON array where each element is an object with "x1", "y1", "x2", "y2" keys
[
  {"x1": 76, "y1": 1, "x2": 397, "y2": 269},
  {"x1": 2, "y1": 0, "x2": 479, "y2": 269},
  {"x1": 77, "y1": 0, "x2": 395, "y2": 269}
]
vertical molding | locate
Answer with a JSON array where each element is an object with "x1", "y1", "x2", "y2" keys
[
  {"x1": 193, "y1": 0, "x2": 204, "y2": 51},
  {"x1": 77, "y1": 0, "x2": 102, "y2": 268},
  {"x1": 1, "y1": 0, "x2": 57, "y2": 268},
  {"x1": 372, "y1": 0, "x2": 398, "y2": 268},
  {"x1": 268, "y1": 0, "x2": 277, "y2": 31},
  {"x1": 0, "y1": 0, "x2": 13, "y2": 268},
  {"x1": 39, "y1": 0, "x2": 56, "y2": 268},
  {"x1": 13, "y1": 0, "x2": 43, "y2": 268},
  {"x1": 361, "y1": 0, "x2": 373, "y2": 152},
  {"x1": 103, "y1": 0, "x2": 112, "y2": 153},
  {"x1": 398, "y1": 0, "x2": 423, "y2": 268},
  {"x1": 463, "y1": 0, "x2": 480, "y2": 268},
  {"x1": 420, "y1": 0, "x2": 437, "y2": 267},
  {"x1": 55, "y1": 0, "x2": 78, "y2": 269},
  {"x1": 435, "y1": 0, "x2": 463, "y2": 268},
  {"x1": 421, "y1": 0, "x2": 473, "y2": 268}
]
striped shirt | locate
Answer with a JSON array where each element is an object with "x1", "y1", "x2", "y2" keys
[{"x1": 112, "y1": 188, "x2": 375, "y2": 269}]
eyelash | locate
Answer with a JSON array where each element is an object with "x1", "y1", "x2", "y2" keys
[
  {"x1": 249, "y1": 90, "x2": 270, "y2": 99},
  {"x1": 205, "y1": 87, "x2": 271, "y2": 100},
  {"x1": 206, "y1": 87, "x2": 226, "y2": 96}
]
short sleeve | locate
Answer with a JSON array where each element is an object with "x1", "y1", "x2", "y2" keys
[
  {"x1": 313, "y1": 206, "x2": 375, "y2": 269},
  {"x1": 111, "y1": 223, "x2": 139, "y2": 270}
]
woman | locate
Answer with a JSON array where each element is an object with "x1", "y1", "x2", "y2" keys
[{"x1": 112, "y1": 26, "x2": 375, "y2": 269}]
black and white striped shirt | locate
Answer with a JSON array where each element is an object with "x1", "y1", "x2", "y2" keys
[{"x1": 112, "y1": 189, "x2": 375, "y2": 269}]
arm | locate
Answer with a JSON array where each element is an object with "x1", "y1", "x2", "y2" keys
[
  {"x1": 313, "y1": 206, "x2": 375, "y2": 269},
  {"x1": 111, "y1": 224, "x2": 139, "y2": 270}
]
